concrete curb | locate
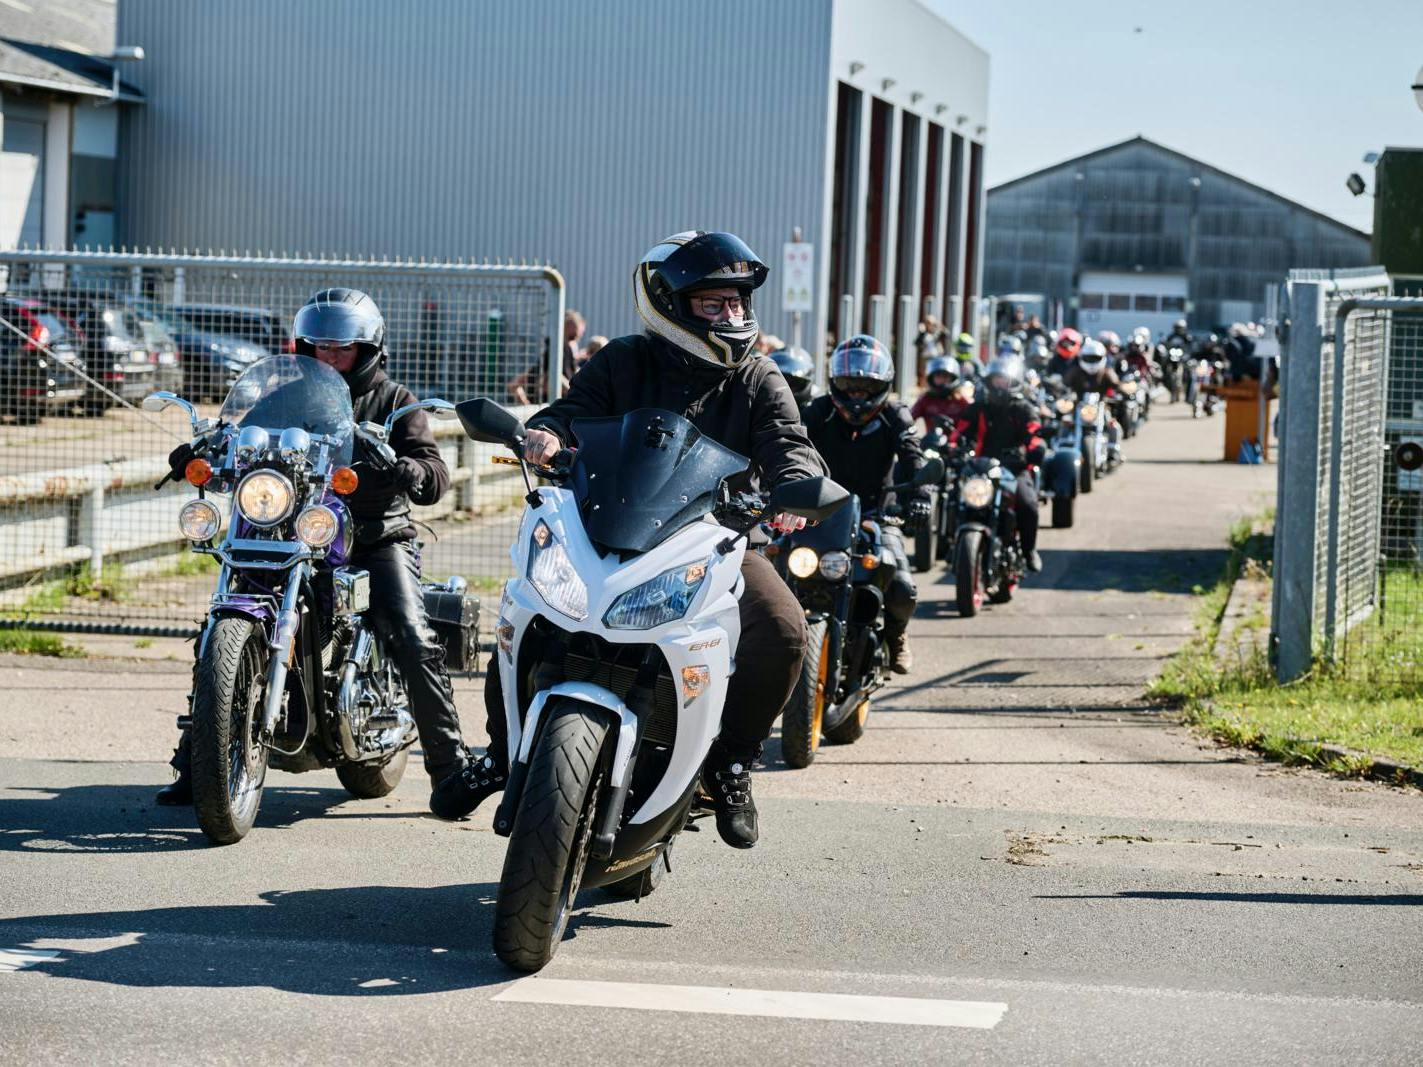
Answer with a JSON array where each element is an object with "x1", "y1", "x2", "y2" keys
[{"x1": 1313, "y1": 742, "x2": 1423, "y2": 790}]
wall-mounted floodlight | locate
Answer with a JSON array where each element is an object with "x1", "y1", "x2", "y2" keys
[
  {"x1": 1413, "y1": 65, "x2": 1422, "y2": 112},
  {"x1": 910, "y1": 91, "x2": 923, "y2": 104},
  {"x1": 101, "y1": 44, "x2": 146, "y2": 105},
  {"x1": 881, "y1": 78, "x2": 896, "y2": 92},
  {"x1": 934, "y1": 103, "x2": 947, "y2": 115},
  {"x1": 849, "y1": 61, "x2": 864, "y2": 76},
  {"x1": 1363, "y1": 151, "x2": 1380, "y2": 165},
  {"x1": 1345, "y1": 172, "x2": 1367, "y2": 197},
  {"x1": 956, "y1": 114, "x2": 968, "y2": 126}
]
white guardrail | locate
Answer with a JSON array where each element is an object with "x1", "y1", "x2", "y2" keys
[{"x1": 0, "y1": 408, "x2": 538, "y2": 583}]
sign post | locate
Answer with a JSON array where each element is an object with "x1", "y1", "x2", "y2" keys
[{"x1": 782, "y1": 228, "x2": 814, "y2": 352}]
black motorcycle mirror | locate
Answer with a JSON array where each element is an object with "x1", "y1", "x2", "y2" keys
[
  {"x1": 456, "y1": 397, "x2": 527, "y2": 448},
  {"x1": 767, "y1": 476, "x2": 851, "y2": 523},
  {"x1": 914, "y1": 456, "x2": 945, "y2": 486}
]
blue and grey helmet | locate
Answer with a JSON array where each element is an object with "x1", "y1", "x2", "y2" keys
[{"x1": 829, "y1": 334, "x2": 894, "y2": 425}]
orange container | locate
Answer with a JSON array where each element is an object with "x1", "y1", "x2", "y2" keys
[{"x1": 1218, "y1": 381, "x2": 1273, "y2": 462}]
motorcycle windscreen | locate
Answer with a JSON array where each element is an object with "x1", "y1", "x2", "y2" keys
[
  {"x1": 786, "y1": 493, "x2": 859, "y2": 552},
  {"x1": 219, "y1": 354, "x2": 355, "y2": 465},
  {"x1": 568, "y1": 408, "x2": 749, "y2": 554}
]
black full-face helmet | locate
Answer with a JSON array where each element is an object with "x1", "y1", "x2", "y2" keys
[
  {"x1": 925, "y1": 355, "x2": 960, "y2": 398},
  {"x1": 292, "y1": 287, "x2": 387, "y2": 396},
  {"x1": 633, "y1": 231, "x2": 768, "y2": 371},
  {"x1": 829, "y1": 334, "x2": 894, "y2": 425},
  {"x1": 984, "y1": 353, "x2": 1026, "y2": 408},
  {"x1": 769, "y1": 345, "x2": 815, "y2": 406}
]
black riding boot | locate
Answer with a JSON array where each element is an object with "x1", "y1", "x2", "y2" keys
[
  {"x1": 700, "y1": 738, "x2": 760, "y2": 849},
  {"x1": 155, "y1": 729, "x2": 192, "y2": 806}
]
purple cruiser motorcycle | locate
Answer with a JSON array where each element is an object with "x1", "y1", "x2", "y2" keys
[{"x1": 145, "y1": 355, "x2": 473, "y2": 844}]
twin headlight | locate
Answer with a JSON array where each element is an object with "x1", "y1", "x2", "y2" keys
[
  {"x1": 1054, "y1": 397, "x2": 1074, "y2": 414},
  {"x1": 236, "y1": 470, "x2": 294, "y2": 527},
  {"x1": 786, "y1": 546, "x2": 852, "y2": 582},
  {"x1": 1079, "y1": 403, "x2": 1100, "y2": 423},
  {"x1": 1121, "y1": 381, "x2": 1138, "y2": 395},
  {"x1": 961, "y1": 476, "x2": 995, "y2": 509},
  {"x1": 528, "y1": 520, "x2": 589, "y2": 620}
]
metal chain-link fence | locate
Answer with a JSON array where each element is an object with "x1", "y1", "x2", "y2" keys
[
  {"x1": 0, "y1": 250, "x2": 564, "y2": 634},
  {"x1": 1271, "y1": 265, "x2": 1423, "y2": 683}
]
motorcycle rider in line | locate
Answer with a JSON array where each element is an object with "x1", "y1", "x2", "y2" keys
[
  {"x1": 953, "y1": 331, "x2": 981, "y2": 382},
  {"x1": 157, "y1": 288, "x2": 476, "y2": 814},
  {"x1": 802, "y1": 335, "x2": 927, "y2": 675},
  {"x1": 434, "y1": 231, "x2": 827, "y2": 849},
  {"x1": 1163, "y1": 318, "x2": 1192, "y2": 353},
  {"x1": 910, "y1": 355, "x2": 973, "y2": 436},
  {"x1": 1045, "y1": 326, "x2": 1083, "y2": 381},
  {"x1": 1064, "y1": 338, "x2": 1125, "y2": 462},
  {"x1": 953, "y1": 353, "x2": 1046, "y2": 574},
  {"x1": 769, "y1": 344, "x2": 819, "y2": 417}
]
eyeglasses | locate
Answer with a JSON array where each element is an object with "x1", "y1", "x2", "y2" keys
[{"x1": 690, "y1": 295, "x2": 745, "y2": 316}]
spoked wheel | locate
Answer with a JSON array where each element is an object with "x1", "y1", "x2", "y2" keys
[
  {"x1": 190, "y1": 617, "x2": 270, "y2": 845},
  {"x1": 494, "y1": 700, "x2": 609, "y2": 972},
  {"x1": 781, "y1": 619, "x2": 831, "y2": 768},
  {"x1": 954, "y1": 530, "x2": 986, "y2": 618}
]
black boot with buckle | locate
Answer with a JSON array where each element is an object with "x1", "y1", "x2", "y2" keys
[
  {"x1": 429, "y1": 748, "x2": 507, "y2": 821},
  {"x1": 699, "y1": 739, "x2": 760, "y2": 849},
  {"x1": 155, "y1": 730, "x2": 193, "y2": 806}
]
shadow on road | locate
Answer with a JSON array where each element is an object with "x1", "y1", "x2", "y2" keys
[
  {"x1": 1037, "y1": 891, "x2": 1423, "y2": 906},
  {"x1": 0, "y1": 783, "x2": 355, "y2": 854},
  {"x1": 923, "y1": 547, "x2": 1228, "y2": 597},
  {"x1": 0, "y1": 883, "x2": 511, "y2": 994}
]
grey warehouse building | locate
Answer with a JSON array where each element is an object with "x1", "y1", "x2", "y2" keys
[
  {"x1": 113, "y1": 0, "x2": 990, "y2": 378},
  {"x1": 984, "y1": 136, "x2": 1371, "y2": 339}
]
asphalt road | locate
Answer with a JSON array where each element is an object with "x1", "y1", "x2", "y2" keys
[{"x1": 1, "y1": 403, "x2": 1420, "y2": 1065}]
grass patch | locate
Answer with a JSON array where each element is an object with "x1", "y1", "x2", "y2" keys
[
  {"x1": 65, "y1": 562, "x2": 130, "y2": 602},
  {"x1": 1150, "y1": 508, "x2": 1423, "y2": 776},
  {"x1": 156, "y1": 552, "x2": 221, "y2": 578},
  {"x1": 0, "y1": 628, "x2": 82, "y2": 657}
]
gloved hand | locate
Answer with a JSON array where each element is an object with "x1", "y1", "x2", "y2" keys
[
  {"x1": 352, "y1": 456, "x2": 425, "y2": 497},
  {"x1": 906, "y1": 497, "x2": 932, "y2": 535},
  {"x1": 167, "y1": 441, "x2": 197, "y2": 477}
]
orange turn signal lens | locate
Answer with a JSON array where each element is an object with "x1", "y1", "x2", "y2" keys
[
  {"x1": 330, "y1": 466, "x2": 359, "y2": 495},
  {"x1": 861, "y1": 553, "x2": 879, "y2": 569},
  {"x1": 184, "y1": 458, "x2": 213, "y2": 487}
]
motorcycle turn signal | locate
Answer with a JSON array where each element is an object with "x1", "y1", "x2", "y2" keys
[{"x1": 330, "y1": 466, "x2": 359, "y2": 495}]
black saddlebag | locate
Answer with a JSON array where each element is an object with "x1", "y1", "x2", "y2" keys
[{"x1": 422, "y1": 588, "x2": 480, "y2": 671}]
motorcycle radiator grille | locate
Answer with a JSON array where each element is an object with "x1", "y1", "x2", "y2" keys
[{"x1": 560, "y1": 651, "x2": 679, "y2": 747}]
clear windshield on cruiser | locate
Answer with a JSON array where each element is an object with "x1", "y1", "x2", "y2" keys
[
  {"x1": 568, "y1": 408, "x2": 749, "y2": 554},
  {"x1": 219, "y1": 355, "x2": 354, "y2": 465}
]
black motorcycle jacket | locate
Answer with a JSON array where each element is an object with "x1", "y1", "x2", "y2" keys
[
  {"x1": 955, "y1": 395, "x2": 1043, "y2": 473},
  {"x1": 1064, "y1": 363, "x2": 1121, "y2": 398},
  {"x1": 803, "y1": 395, "x2": 927, "y2": 513},
  {"x1": 348, "y1": 370, "x2": 450, "y2": 545},
  {"x1": 527, "y1": 333, "x2": 827, "y2": 493}
]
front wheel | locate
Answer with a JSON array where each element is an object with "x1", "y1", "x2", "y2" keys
[
  {"x1": 910, "y1": 501, "x2": 937, "y2": 573},
  {"x1": 494, "y1": 700, "x2": 609, "y2": 972},
  {"x1": 190, "y1": 616, "x2": 271, "y2": 845},
  {"x1": 336, "y1": 748, "x2": 410, "y2": 798},
  {"x1": 824, "y1": 695, "x2": 869, "y2": 745},
  {"x1": 1079, "y1": 443, "x2": 1095, "y2": 494},
  {"x1": 1052, "y1": 494, "x2": 1074, "y2": 529},
  {"x1": 955, "y1": 530, "x2": 986, "y2": 618},
  {"x1": 780, "y1": 619, "x2": 830, "y2": 769}
]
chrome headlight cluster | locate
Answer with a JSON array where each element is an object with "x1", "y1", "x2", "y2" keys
[
  {"x1": 1079, "y1": 403, "x2": 1099, "y2": 423},
  {"x1": 178, "y1": 499, "x2": 221, "y2": 542},
  {"x1": 1054, "y1": 397, "x2": 1074, "y2": 415},
  {"x1": 818, "y1": 550, "x2": 852, "y2": 581},
  {"x1": 787, "y1": 546, "x2": 819, "y2": 579},
  {"x1": 604, "y1": 558, "x2": 711, "y2": 630},
  {"x1": 528, "y1": 519, "x2": 588, "y2": 620},
  {"x1": 236, "y1": 470, "x2": 294, "y2": 527},
  {"x1": 961, "y1": 476, "x2": 995, "y2": 509},
  {"x1": 1121, "y1": 381, "x2": 1138, "y2": 396}
]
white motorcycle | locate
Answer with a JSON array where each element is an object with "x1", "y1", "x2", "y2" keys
[{"x1": 456, "y1": 399, "x2": 847, "y2": 972}]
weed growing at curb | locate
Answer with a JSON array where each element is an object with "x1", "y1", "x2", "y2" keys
[{"x1": 0, "y1": 628, "x2": 82, "y2": 657}]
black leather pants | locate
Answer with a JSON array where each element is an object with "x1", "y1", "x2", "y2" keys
[
  {"x1": 1000, "y1": 477, "x2": 1039, "y2": 556},
  {"x1": 483, "y1": 549, "x2": 806, "y2": 763},
  {"x1": 356, "y1": 540, "x2": 466, "y2": 779},
  {"x1": 879, "y1": 526, "x2": 918, "y2": 640}
]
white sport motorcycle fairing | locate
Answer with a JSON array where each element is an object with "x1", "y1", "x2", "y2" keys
[{"x1": 455, "y1": 400, "x2": 845, "y2": 972}]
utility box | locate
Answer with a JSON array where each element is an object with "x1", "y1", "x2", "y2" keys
[{"x1": 1372, "y1": 148, "x2": 1423, "y2": 276}]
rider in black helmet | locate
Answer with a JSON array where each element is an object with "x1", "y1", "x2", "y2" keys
[
  {"x1": 769, "y1": 344, "x2": 817, "y2": 414},
  {"x1": 802, "y1": 335, "x2": 926, "y2": 673},
  {"x1": 158, "y1": 288, "x2": 475, "y2": 816},
  {"x1": 440, "y1": 231, "x2": 827, "y2": 850}
]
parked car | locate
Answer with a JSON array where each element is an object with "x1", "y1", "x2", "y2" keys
[
  {"x1": 0, "y1": 296, "x2": 87, "y2": 424},
  {"x1": 120, "y1": 297, "x2": 263, "y2": 402},
  {"x1": 172, "y1": 304, "x2": 293, "y2": 357},
  {"x1": 45, "y1": 293, "x2": 159, "y2": 415},
  {"x1": 118, "y1": 297, "x2": 185, "y2": 396}
]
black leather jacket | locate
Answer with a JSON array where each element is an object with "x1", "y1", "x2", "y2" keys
[
  {"x1": 527, "y1": 334, "x2": 826, "y2": 494},
  {"x1": 803, "y1": 396, "x2": 927, "y2": 514},
  {"x1": 347, "y1": 371, "x2": 450, "y2": 545}
]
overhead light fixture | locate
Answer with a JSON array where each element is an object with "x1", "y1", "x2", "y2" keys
[
  {"x1": 976, "y1": 124, "x2": 986, "y2": 136},
  {"x1": 101, "y1": 44, "x2": 145, "y2": 105},
  {"x1": 935, "y1": 103, "x2": 947, "y2": 115},
  {"x1": 910, "y1": 91, "x2": 923, "y2": 104},
  {"x1": 1345, "y1": 172, "x2": 1367, "y2": 197},
  {"x1": 849, "y1": 61, "x2": 864, "y2": 76},
  {"x1": 881, "y1": 78, "x2": 896, "y2": 92},
  {"x1": 956, "y1": 114, "x2": 968, "y2": 126}
]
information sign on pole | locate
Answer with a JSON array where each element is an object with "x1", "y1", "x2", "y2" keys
[{"x1": 782, "y1": 242, "x2": 814, "y2": 313}]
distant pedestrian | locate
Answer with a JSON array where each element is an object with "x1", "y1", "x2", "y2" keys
[{"x1": 507, "y1": 308, "x2": 586, "y2": 404}]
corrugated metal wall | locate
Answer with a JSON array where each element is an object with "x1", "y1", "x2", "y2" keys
[
  {"x1": 983, "y1": 139, "x2": 1372, "y2": 330},
  {"x1": 115, "y1": 0, "x2": 835, "y2": 345}
]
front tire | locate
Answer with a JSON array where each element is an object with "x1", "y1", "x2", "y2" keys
[
  {"x1": 910, "y1": 501, "x2": 936, "y2": 573},
  {"x1": 824, "y1": 696, "x2": 869, "y2": 745},
  {"x1": 494, "y1": 700, "x2": 609, "y2": 972},
  {"x1": 190, "y1": 616, "x2": 270, "y2": 845},
  {"x1": 336, "y1": 748, "x2": 409, "y2": 798},
  {"x1": 1052, "y1": 494, "x2": 1074, "y2": 529},
  {"x1": 780, "y1": 619, "x2": 830, "y2": 769},
  {"x1": 955, "y1": 530, "x2": 986, "y2": 618},
  {"x1": 1079, "y1": 443, "x2": 1095, "y2": 494}
]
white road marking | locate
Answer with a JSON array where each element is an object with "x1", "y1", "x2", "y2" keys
[
  {"x1": 494, "y1": 977, "x2": 1008, "y2": 1029},
  {"x1": 0, "y1": 948, "x2": 62, "y2": 973}
]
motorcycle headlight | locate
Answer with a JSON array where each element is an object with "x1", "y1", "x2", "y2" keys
[
  {"x1": 294, "y1": 505, "x2": 338, "y2": 547},
  {"x1": 236, "y1": 470, "x2": 294, "y2": 527},
  {"x1": 178, "y1": 498, "x2": 221, "y2": 542},
  {"x1": 787, "y1": 546, "x2": 819, "y2": 579},
  {"x1": 961, "y1": 476, "x2": 994, "y2": 509},
  {"x1": 818, "y1": 550, "x2": 852, "y2": 581},
  {"x1": 1122, "y1": 381, "x2": 1138, "y2": 395},
  {"x1": 527, "y1": 520, "x2": 587, "y2": 620},
  {"x1": 603, "y1": 558, "x2": 711, "y2": 630},
  {"x1": 1055, "y1": 397, "x2": 1074, "y2": 414},
  {"x1": 1079, "y1": 403, "x2": 1099, "y2": 423}
]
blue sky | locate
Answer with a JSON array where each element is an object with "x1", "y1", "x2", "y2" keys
[{"x1": 926, "y1": 0, "x2": 1423, "y2": 233}]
